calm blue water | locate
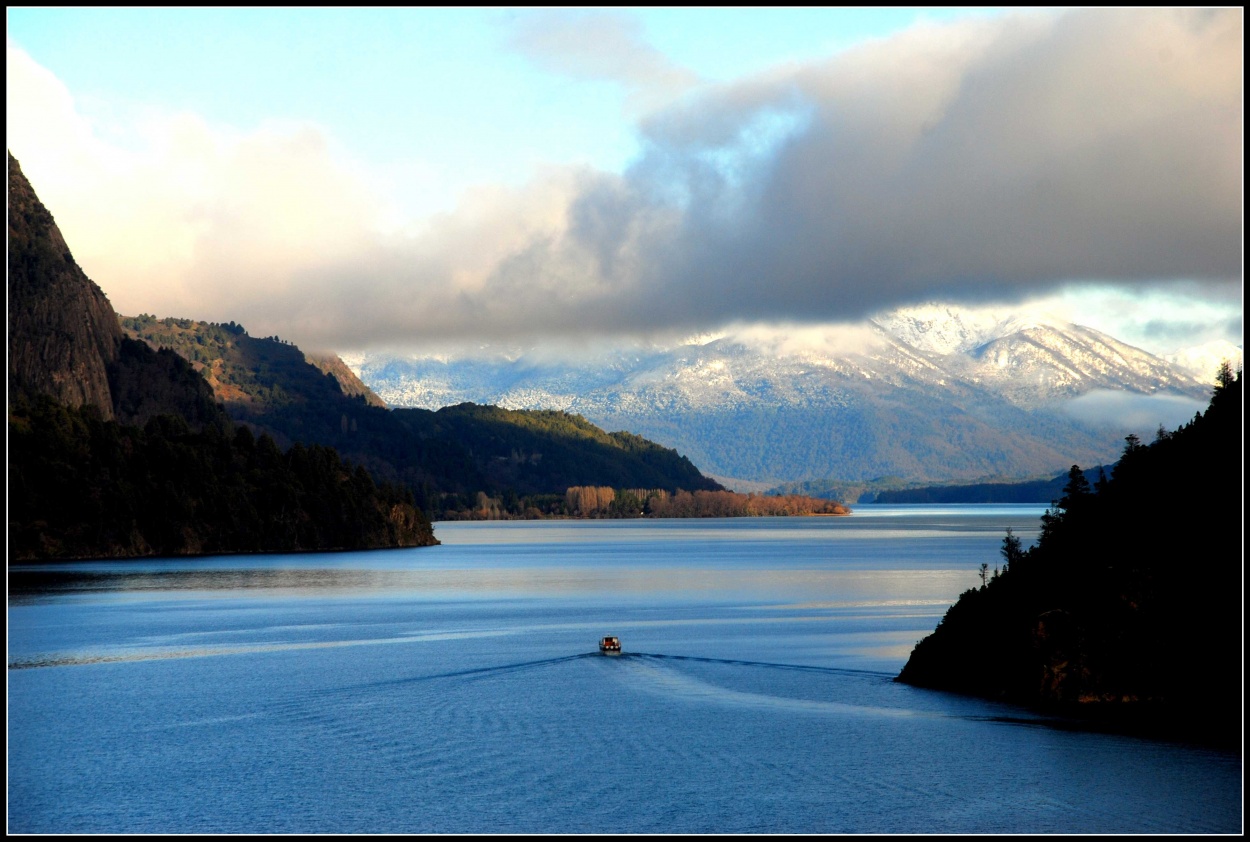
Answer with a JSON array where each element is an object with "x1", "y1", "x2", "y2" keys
[{"x1": 7, "y1": 507, "x2": 1242, "y2": 833}]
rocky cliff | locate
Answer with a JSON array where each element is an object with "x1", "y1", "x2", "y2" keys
[
  {"x1": 8, "y1": 152, "x2": 122, "y2": 418},
  {"x1": 8, "y1": 153, "x2": 228, "y2": 431}
]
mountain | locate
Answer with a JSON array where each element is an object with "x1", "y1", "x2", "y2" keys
[
  {"x1": 305, "y1": 351, "x2": 389, "y2": 408},
  {"x1": 119, "y1": 316, "x2": 724, "y2": 514},
  {"x1": 349, "y1": 310, "x2": 1213, "y2": 488},
  {"x1": 896, "y1": 367, "x2": 1242, "y2": 749},
  {"x1": 8, "y1": 153, "x2": 228, "y2": 431},
  {"x1": 874, "y1": 305, "x2": 1207, "y2": 408},
  {"x1": 8, "y1": 151, "x2": 437, "y2": 558}
]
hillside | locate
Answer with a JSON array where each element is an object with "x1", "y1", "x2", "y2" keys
[
  {"x1": 8, "y1": 152, "x2": 437, "y2": 558},
  {"x1": 896, "y1": 365, "x2": 1243, "y2": 749},
  {"x1": 120, "y1": 316, "x2": 723, "y2": 515}
]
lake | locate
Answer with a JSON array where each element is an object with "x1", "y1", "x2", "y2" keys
[{"x1": 7, "y1": 506, "x2": 1242, "y2": 833}]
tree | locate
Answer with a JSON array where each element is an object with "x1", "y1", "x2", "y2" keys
[
  {"x1": 1060, "y1": 464, "x2": 1090, "y2": 507},
  {"x1": 1000, "y1": 527, "x2": 1023, "y2": 574},
  {"x1": 1214, "y1": 359, "x2": 1236, "y2": 391},
  {"x1": 1209, "y1": 360, "x2": 1240, "y2": 416}
]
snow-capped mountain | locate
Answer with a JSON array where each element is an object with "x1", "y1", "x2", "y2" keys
[
  {"x1": 347, "y1": 307, "x2": 1217, "y2": 488},
  {"x1": 874, "y1": 305, "x2": 1211, "y2": 403},
  {"x1": 1161, "y1": 340, "x2": 1243, "y2": 384}
]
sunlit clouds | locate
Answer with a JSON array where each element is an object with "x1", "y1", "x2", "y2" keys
[{"x1": 6, "y1": 8, "x2": 1242, "y2": 355}]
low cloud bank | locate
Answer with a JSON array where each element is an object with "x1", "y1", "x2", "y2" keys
[{"x1": 1062, "y1": 389, "x2": 1209, "y2": 438}]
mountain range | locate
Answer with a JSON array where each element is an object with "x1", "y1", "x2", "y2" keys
[{"x1": 347, "y1": 307, "x2": 1235, "y2": 489}]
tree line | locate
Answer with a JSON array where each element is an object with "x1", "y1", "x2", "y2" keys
[
  {"x1": 437, "y1": 485, "x2": 850, "y2": 520},
  {"x1": 9, "y1": 392, "x2": 437, "y2": 560}
]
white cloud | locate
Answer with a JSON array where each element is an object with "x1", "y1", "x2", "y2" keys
[{"x1": 9, "y1": 43, "x2": 388, "y2": 330}]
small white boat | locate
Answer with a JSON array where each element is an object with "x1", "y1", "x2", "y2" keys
[{"x1": 599, "y1": 635, "x2": 622, "y2": 655}]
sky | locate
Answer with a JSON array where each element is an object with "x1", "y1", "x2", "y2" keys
[{"x1": 6, "y1": 7, "x2": 1244, "y2": 360}]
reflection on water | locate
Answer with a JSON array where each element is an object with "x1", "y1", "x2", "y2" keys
[{"x1": 9, "y1": 565, "x2": 978, "y2": 603}]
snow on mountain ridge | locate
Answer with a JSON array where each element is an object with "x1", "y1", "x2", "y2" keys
[
  {"x1": 344, "y1": 309, "x2": 1218, "y2": 485},
  {"x1": 871, "y1": 303, "x2": 1075, "y2": 356},
  {"x1": 349, "y1": 313, "x2": 1207, "y2": 416}
]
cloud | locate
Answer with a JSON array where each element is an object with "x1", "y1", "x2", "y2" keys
[
  {"x1": 462, "y1": 9, "x2": 1240, "y2": 344},
  {"x1": 1061, "y1": 389, "x2": 1208, "y2": 437},
  {"x1": 505, "y1": 10, "x2": 701, "y2": 114},
  {"x1": 7, "y1": 42, "x2": 383, "y2": 328},
  {"x1": 613, "y1": 9, "x2": 1241, "y2": 318},
  {"x1": 719, "y1": 322, "x2": 891, "y2": 360},
  {"x1": 1044, "y1": 283, "x2": 1245, "y2": 354},
  {"x1": 7, "y1": 9, "x2": 1243, "y2": 353}
]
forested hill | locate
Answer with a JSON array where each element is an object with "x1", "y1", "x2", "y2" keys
[
  {"x1": 872, "y1": 466, "x2": 1112, "y2": 505},
  {"x1": 119, "y1": 315, "x2": 723, "y2": 514},
  {"x1": 896, "y1": 364, "x2": 1243, "y2": 749},
  {"x1": 9, "y1": 393, "x2": 436, "y2": 559},
  {"x1": 8, "y1": 151, "x2": 437, "y2": 559}
]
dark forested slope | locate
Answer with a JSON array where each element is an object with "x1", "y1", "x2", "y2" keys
[
  {"x1": 897, "y1": 365, "x2": 1243, "y2": 748},
  {"x1": 9, "y1": 393, "x2": 435, "y2": 559}
]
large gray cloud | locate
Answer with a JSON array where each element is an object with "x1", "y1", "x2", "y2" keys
[
  {"x1": 596, "y1": 9, "x2": 1238, "y2": 320},
  {"x1": 330, "y1": 7, "x2": 1237, "y2": 349}
]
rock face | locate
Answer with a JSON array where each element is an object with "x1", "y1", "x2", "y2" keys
[
  {"x1": 8, "y1": 152, "x2": 227, "y2": 431},
  {"x1": 8, "y1": 152, "x2": 123, "y2": 418}
]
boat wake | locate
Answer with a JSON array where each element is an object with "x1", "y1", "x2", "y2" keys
[
  {"x1": 632, "y1": 651, "x2": 895, "y2": 679},
  {"x1": 352, "y1": 653, "x2": 596, "y2": 690},
  {"x1": 596, "y1": 652, "x2": 923, "y2": 719}
]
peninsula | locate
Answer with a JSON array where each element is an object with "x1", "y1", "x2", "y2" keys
[{"x1": 896, "y1": 364, "x2": 1242, "y2": 751}]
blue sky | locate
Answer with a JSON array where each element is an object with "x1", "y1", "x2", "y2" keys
[
  {"x1": 8, "y1": 8, "x2": 1010, "y2": 214},
  {"x1": 6, "y1": 8, "x2": 1243, "y2": 361}
]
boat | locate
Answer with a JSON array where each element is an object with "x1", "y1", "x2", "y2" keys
[{"x1": 599, "y1": 635, "x2": 622, "y2": 655}]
